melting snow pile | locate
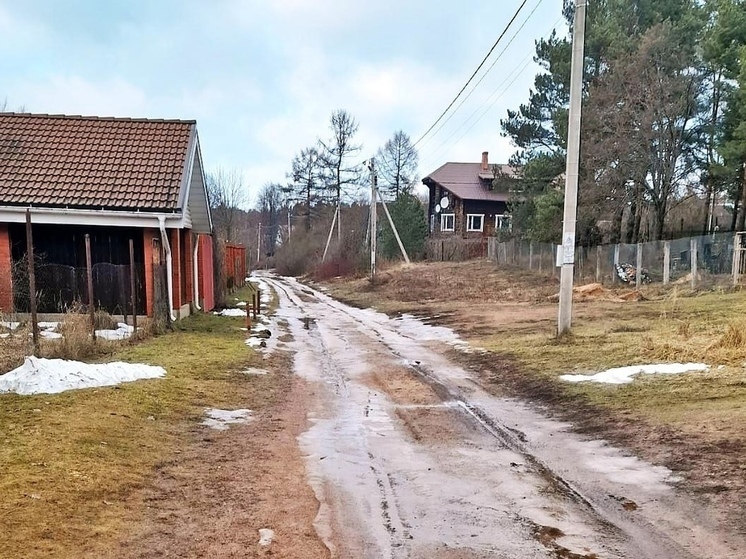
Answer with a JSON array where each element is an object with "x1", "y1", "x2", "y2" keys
[
  {"x1": 0, "y1": 356, "x2": 166, "y2": 395},
  {"x1": 560, "y1": 363, "x2": 709, "y2": 385},
  {"x1": 96, "y1": 323, "x2": 135, "y2": 340},
  {"x1": 215, "y1": 308, "x2": 247, "y2": 317},
  {"x1": 202, "y1": 408, "x2": 252, "y2": 430}
]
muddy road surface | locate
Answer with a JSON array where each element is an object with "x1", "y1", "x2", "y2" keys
[{"x1": 264, "y1": 274, "x2": 743, "y2": 559}]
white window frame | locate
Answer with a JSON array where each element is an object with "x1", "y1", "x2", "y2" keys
[
  {"x1": 440, "y1": 213, "x2": 455, "y2": 232},
  {"x1": 466, "y1": 214, "x2": 484, "y2": 232},
  {"x1": 495, "y1": 214, "x2": 513, "y2": 232}
]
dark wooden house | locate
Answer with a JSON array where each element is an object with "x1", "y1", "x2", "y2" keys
[{"x1": 422, "y1": 151, "x2": 517, "y2": 238}]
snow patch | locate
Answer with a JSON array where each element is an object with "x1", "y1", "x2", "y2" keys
[
  {"x1": 258, "y1": 528, "x2": 274, "y2": 546},
  {"x1": 242, "y1": 367, "x2": 269, "y2": 375},
  {"x1": 39, "y1": 330, "x2": 63, "y2": 339},
  {"x1": 201, "y1": 408, "x2": 252, "y2": 430},
  {"x1": 0, "y1": 356, "x2": 166, "y2": 395},
  {"x1": 560, "y1": 363, "x2": 709, "y2": 385},
  {"x1": 214, "y1": 308, "x2": 247, "y2": 317},
  {"x1": 96, "y1": 323, "x2": 134, "y2": 341},
  {"x1": 245, "y1": 337, "x2": 265, "y2": 348},
  {"x1": 0, "y1": 321, "x2": 20, "y2": 330},
  {"x1": 236, "y1": 301, "x2": 247, "y2": 307}
]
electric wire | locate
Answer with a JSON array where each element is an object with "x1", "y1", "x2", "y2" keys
[
  {"x1": 413, "y1": 0, "x2": 529, "y2": 148},
  {"x1": 418, "y1": 16, "x2": 564, "y2": 173},
  {"x1": 417, "y1": 0, "x2": 545, "y2": 151}
]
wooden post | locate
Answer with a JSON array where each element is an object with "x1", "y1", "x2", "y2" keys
[
  {"x1": 85, "y1": 234, "x2": 96, "y2": 340},
  {"x1": 663, "y1": 241, "x2": 671, "y2": 285},
  {"x1": 253, "y1": 289, "x2": 259, "y2": 319},
  {"x1": 733, "y1": 233, "x2": 741, "y2": 287},
  {"x1": 595, "y1": 245, "x2": 602, "y2": 283},
  {"x1": 25, "y1": 210, "x2": 39, "y2": 354},
  {"x1": 129, "y1": 239, "x2": 137, "y2": 336},
  {"x1": 690, "y1": 238, "x2": 698, "y2": 290},
  {"x1": 529, "y1": 242, "x2": 534, "y2": 270},
  {"x1": 636, "y1": 243, "x2": 643, "y2": 289},
  {"x1": 539, "y1": 246, "x2": 543, "y2": 272}
]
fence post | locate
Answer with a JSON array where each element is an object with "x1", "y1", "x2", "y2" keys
[
  {"x1": 663, "y1": 241, "x2": 671, "y2": 285},
  {"x1": 85, "y1": 234, "x2": 96, "y2": 340},
  {"x1": 733, "y1": 233, "x2": 741, "y2": 287},
  {"x1": 129, "y1": 239, "x2": 137, "y2": 336},
  {"x1": 539, "y1": 246, "x2": 543, "y2": 272},
  {"x1": 25, "y1": 210, "x2": 39, "y2": 354},
  {"x1": 690, "y1": 238, "x2": 698, "y2": 290},
  {"x1": 529, "y1": 242, "x2": 534, "y2": 270},
  {"x1": 636, "y1": 243, "x2": 643, "y2": 289},
  {"x1": 595, "y1": 245, "x2": 602, "y2": 283},
  {"x1": 613, "y1": 244, "x2": 620, "y2": 284}
]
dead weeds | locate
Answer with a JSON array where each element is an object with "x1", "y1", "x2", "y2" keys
[{"x1": 0, "y1": 311, "x2": 275, "y2": 559}]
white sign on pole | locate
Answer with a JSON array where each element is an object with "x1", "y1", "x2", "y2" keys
[
  {"x1": 556, "y1": 245, "x2": 562, "y2": 267},
  {"x1": 562, "y1": 232, "x2": 575, "y2": 265}
]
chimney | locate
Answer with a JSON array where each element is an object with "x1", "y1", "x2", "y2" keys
[{"x1": 481, "y1": 151, "x2": 488, "y2": 171}]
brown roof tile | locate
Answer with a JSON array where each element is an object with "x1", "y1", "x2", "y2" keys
[
  {"x1": 423, "y1": 162, "x2": 519, "y2": 202},
  {"x1": 0, "y1": 113, "x2": 195, "y2": 211}
]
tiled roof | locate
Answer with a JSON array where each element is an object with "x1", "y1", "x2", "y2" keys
[
  {"x1": 423, "y1": 162, "x2": 518, "y2": 202},
  {"x1": 0, "y1": 113, "x2": 196, "y2": 211}
]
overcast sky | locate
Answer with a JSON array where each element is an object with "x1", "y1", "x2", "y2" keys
[{"x1": 0, "y1": 0, "x2": 565, "y2": 204}]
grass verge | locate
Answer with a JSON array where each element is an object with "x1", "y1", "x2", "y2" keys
[{"x1": 0, "y1": 311, "x2": 275, "y2": 559}]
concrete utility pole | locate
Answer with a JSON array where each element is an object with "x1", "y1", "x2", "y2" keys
[
  {"x1": 557, "y1": 0, "x2": 587, "y2": 336},
  {"x1": 257, "y1": 222, "x2": 261, "y2": 263},
  {"x1": 369, "y1": 158, "x2": 377, "y2": 280}
]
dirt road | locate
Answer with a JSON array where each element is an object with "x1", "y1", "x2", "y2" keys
[{"x1": 265, "y1": 274, "x2": 745, "y2": 559}]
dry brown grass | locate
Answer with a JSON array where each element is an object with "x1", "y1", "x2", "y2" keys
[{"x1": 0, "y1": 311, "x2": 268, "y2": 559}]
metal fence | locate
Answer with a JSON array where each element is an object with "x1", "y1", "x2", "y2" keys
[
  {"x1": 488, "y1": 232, "x2": 746, "y2": 288},
  {"x1": 11, "y1": 260, "x2": 146, "y2": 315}
]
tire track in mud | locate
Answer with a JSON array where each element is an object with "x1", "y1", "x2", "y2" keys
[
  {"x1": 265, "y1": 275, "x2": 714, "y2": 559},
  {"x1": 268, "y1": 277, "x2": 413, "y2": 558},
  {"x1": 269, "y1": 278, "x2": 616, "y2": 541}
]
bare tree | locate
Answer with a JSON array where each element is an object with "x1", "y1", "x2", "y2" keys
[
  {"x1": 256, "y1": 182, "x2": 285, "y2": 255},
  {"x1": 376, "y1": 130, "x2": 418, "y2": 199},
  {"x1": 206, "y1": 167, "x2": 249, "y2": 242},
  {"x1": 319, "y1": 109, "x2": 362, "y2": 207},
  {"x1": 286, "y1": 146, "x2": 323, "y2": 231}
]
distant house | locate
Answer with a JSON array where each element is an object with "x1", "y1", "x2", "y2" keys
[
  {"x1": 0, "y1": 112, "x2": 214, "y2": 319},
  {"x1": 422, "y1": 151, "x2": 517, "y2": 238}
]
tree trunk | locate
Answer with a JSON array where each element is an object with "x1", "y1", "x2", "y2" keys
[
  {"x1": 633, "y1": 183, "x2": 644, "y2": 243},
  {"x1": 702, "y1": 175, "x2": 713, "y2": 235},
  {"x1": 737, "y1": 165, "x2": 746, "y2": 232},
  {"x1": 610, "y1": 203, "x2": 624, "y2": 244},
  {"x1": 625, "y1": 189, "x2": 637, "y2": 244}
]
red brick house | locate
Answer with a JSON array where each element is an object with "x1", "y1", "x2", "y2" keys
[
  {"x1": 423, "y1": 151, "x2": 517, "y2": 238},
  {"x1": 0, "y1": 113, "x2": 214, "y2": 319}
]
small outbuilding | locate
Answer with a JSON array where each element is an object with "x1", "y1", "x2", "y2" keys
[{"x1": 0, "y1": 113, "x2": 214, "y2": 319}]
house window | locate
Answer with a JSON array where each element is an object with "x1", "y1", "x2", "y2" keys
[
  {"x1": 466, "y1": 214, "x2": 484, "y2": 232},
  {"x1": 429, "y1": 214, "x2": 435, "y2": 233},
  {"x1": 441, "y1": 213, "x2": 455, "y2": 232},
  {"x1": 495, "y1": 214, "x2": 513, "y2": 232}
]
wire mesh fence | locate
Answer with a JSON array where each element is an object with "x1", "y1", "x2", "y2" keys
[
  {"x1": 11, "y1": 259, "x2": 146, "y2": 315},
  {"x1": 488, "y1": 232, "x2": 743, "y2": 288}
]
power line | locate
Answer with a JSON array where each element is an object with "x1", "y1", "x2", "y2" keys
[
  {"x1": 417, "y1": 0, "x2": 545, "y2": 151},
  {"x1": 418, "y1": 16, "x2": 563, "y2": 173},
  {"x1": 413, "y1": 0, "x2": 529, "y2": 148}
]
